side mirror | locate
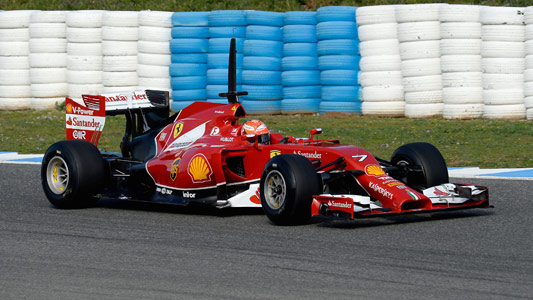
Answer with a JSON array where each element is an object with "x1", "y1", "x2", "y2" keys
[
  {"x1": 310, "y1": 128, "x2": 322, "y2": 136},
  {"x1": 310, "y1": 128, "x2": 322, "y2": 143}
]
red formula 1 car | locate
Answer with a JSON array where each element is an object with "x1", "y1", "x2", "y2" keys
[{"x1": 41, "y1": 39, "x2": 489, "y2": 225}]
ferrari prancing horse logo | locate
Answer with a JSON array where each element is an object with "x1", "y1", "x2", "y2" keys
[
  {"x1": 173, "y1": 122, "x2": 184, "y2": 138},
  {"x1": 270, "y1": 150, "x2": 281, "y2": 158}
]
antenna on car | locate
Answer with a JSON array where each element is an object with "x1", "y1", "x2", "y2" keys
[{"x1": 218, "y1": 38, "x2": 247, "y2": 104}]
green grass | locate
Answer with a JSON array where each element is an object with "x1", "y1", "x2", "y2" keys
[
  {"x1": 1, "y1": 0, "x2": 531, "y2": 11},
  {"x1": 1, "y1": 109, "x2": 532, "y2": 168}
]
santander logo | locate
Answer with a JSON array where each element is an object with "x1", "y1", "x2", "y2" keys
[{"x1": 328, "y1": 200, "x2": 352, "y2": 208}]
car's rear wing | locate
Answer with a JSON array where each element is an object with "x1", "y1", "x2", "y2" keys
[{"x1": 66, "y1": 90, "x2": 170, "y2": 146}]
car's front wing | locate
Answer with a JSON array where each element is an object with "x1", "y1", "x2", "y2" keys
[{"x1": 311, "y1": 183, "x2": 490, "y2": 220}]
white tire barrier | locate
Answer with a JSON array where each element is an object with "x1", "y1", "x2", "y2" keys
[
  {"x1": 29, "y1": 23, "x2": 66, "y2": 38},
  {"x1": 356, "y1": 5, "x2": 396, "y2": 25},
  {"x1": 28, "y1": 11, "x2": 69, "y2": 108},
  {"x1": 395, "y1": 4, "x2": 442, "y2": 23},
  {"x1": 480, "y1": 6, "x2": 525, "y2": 25},
  {"x1": 525, "y1": 7, "x2": 533, "y2": 120},
  {"x1": 101, "y1": 11, "x2": 139, "y2": 90},
  {"x1": 0, "y1": 56, "x2": 29, "y2": 69},
  {"x1": 358, "y1": 5, "x2": 403, "y2": 114},
  {"x1": 440, "y1": 4, "x2": 483, "y2": 119},
  {"x1": 481, "y1": 6, "x2": 526, "y2": 119},
  {"x1": 441, "y1": 55, "x2": 481, "y2": 72},
  {"x1": 0, "y1": 11, "x2": 36, "y2": 109},
  {"x1": 439, "y1": 4, "x2": 480, "y2": 22},
  {"x1": 396, "y1": 4, "x2": 442, "y2": 117}
]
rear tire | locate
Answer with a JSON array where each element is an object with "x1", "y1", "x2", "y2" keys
[
  {"x1": 391, "y1": 142, "x2": 449, "y2": 190},
  {"x1": 41, "y1": 140, "x2": 106, "y2": 208},
  {"x1": 260, "y1": 154, "x2": 321, "y2": 225}
]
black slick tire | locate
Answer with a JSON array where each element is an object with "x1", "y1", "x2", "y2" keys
[
  {"x1": 41, "y1": 140, "x2": 106, "y2": 208},
  {"x1": 260, "y1": 154, "x2": 321, "y2": 225},
  {"x1": 391, "y1": 142, "x2": 449, "y2": 190}
]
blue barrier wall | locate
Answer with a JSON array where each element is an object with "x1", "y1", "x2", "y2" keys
[{"x1": 169, "y1": 7, "x2": 361, "y2": 114}]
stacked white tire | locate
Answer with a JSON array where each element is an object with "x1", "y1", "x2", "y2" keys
[
  {"x1": 281, "y1": 11, "x2": 320, "y2": 114},
  {"x1": 170, "y1": 12, "x2": 209, "y2": 111},
  {"x1": 525, "y1": 7, "x2": 533, "y2": 120},
  {"x1": 66, "y1": 10, "x2": 104, "y2": 101},
  {"x1": 480, "y1": 6, "x2": 526, "y2": 119},
  {"x1": 241, "y1": 11, "x2": 284, "y2": 114},
  {"x1": 0, "y1": 10, "x2": 34, "y2": 110},
  {"x1": 137, "y1": 11, "x2": 173, "y2": 101},
  {"x1": 28, "y1": 11, "x2": 68, "y2": 110},
  {"x1": 396, "y1": 4, "x2": 444, "y2": 118},
  {"x1": 439, "y1": 5, "x2": 483, "y2": 119},
  {"x1": 101, "y1": 11, "x2": 139, "y2": 93},
  {"x1": 357, "y1": 5, "x2": 404, "y2": 116}
]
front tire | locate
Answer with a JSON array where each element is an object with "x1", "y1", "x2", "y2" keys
[
  {"x1": 260, "y1": 154, "x2": 321, "y2": 225},
  {"x1": 41, "y1": 140, "x2": 106, "y2": 208},
  {"x1": 391, "y1": 142, "x2": 449, "y2": 190}
]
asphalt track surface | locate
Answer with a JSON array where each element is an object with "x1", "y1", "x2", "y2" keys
[{"x1": 1, "y1": 163, "x2": 532, "y2": 300}]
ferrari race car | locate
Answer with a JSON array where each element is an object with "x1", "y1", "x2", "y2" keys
[{"x1": 41, "y1": 39, "x2": 490, "y2": 225}]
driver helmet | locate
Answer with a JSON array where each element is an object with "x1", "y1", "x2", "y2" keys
[{"x1": 242, "y1": 120, "x2": 270, "y2": 144}]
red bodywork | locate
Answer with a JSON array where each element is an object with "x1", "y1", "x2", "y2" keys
[
  {"x1": 138, "y1": 101, "x2": 488, "y2": 218},
  {"x1": 65, "y1": 96, "x2": 489, "y2": 220}
]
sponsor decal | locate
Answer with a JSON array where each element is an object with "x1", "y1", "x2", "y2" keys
[
  {"x1": 231, "y1": 105, "x2": 237, "y2": 111},
  {"x1": 387, "y1": 181, "x2": 404, "y2": 187},
  {"x1": 104, "y1": 92, "x2": 147, "y2": 102},
  {"x1": 231, "y1": 128, "x2": 239, "y2": 136},
  {"x1": 220, "y1": 137, "x2": 234, "y2": 142},
  {"x1": 293, "y1": 150, "x2": 322, "y2": 159},
  {"x1": 407, "y1": 191, "x2": 419, "y2": 200},
  {"x1": 70, "y1": 106, "x2": 94, "y2": 116},
  {"x1": 72, "y1": 130, "x2": 86, "y2": 140},
  {"x1": 249, "y1": 188, "x2": 261, "y2": 204},
  {"x1": 65, "y1": 97, "x2": 105, "y2": 145},
  {"x1": 433, "y1": 187, "x2": 450, "y2": 196},
  {"x1": 368, "y1": 182, "x2": 394, "y2": 200},
  {"x1": 365, "y1": 164, "x2": 385, "y2": 176},
  {"x1": 159, "y1": 132, "x2": 167, "y2": 142},
  {"x1": 214, "y1": 110, "x2": 224, "y2": 114},
  {"x1": 270, "y1": 150, "x2": 281, "y2": 158},
  {"x1": 327, "y1": 199, "x2": 353, "y2": 209},
  {"x1": 352, "y1": 154, "x2": 368, "y2": 162},
  {"x1": 183, "y1": 191, "x2": 196, "y2": 198},
  {"x1": 66, "y1": 116, "x2": 103, "y2": 130},
  {"x1": 156, "y1": 187, "x2": 173, "y2": 195},
  {"x1": 164, "y1": 122, "x2": 207, "y2": 152},
  {"x1": 173, "y1": 122, "x2": 184, "y2": 139},
  {"x1": 210, "y1": 126, "x2": 220, "y2": 136},
  {"x1": 187, "y1": 154, "x2": 213, "y2": 183},
  {"x1": 170, "y1": 158, "x2": 181, "y2": 181}
]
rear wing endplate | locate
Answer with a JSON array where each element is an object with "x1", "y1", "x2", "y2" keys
[{"x1": 65, "y1": 90, "x2": 169, "y2": 146}]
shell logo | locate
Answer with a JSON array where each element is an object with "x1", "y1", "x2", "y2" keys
[
  {"x1": 173, "y1": 122, "x2": 184, "y2": 139},
  {"x1": 187, "y1": 154, "x2": 213, "y2": 183},
  {"x1": 365, "y1": 164, "x2": 385, "y2": 176},
  {"x1": 66, "y1": 103, "x2": 73, "y2": 114}
]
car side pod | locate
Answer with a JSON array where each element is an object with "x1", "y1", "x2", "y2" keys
[{"x1": 311, "y1": 183, "x2": 490, "y2": 221}]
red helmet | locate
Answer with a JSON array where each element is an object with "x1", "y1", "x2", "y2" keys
[{"x1": 242, "y1": 120, "x2": 270, "y2": 144}]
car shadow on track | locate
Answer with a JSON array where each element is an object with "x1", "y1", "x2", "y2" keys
[
  {"x1": 315, "y1": 209, "x2": 494, "y2": 229},
  {"x1": 94, "y1": 197, "x2": 265, "y2": 217}
]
